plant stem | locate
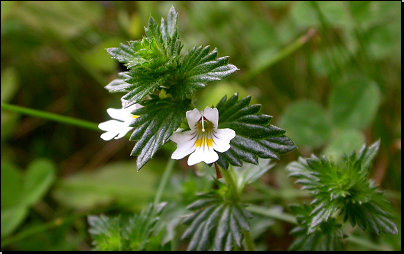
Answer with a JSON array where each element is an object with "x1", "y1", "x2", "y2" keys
[
  {"x1": 219, "y1": 166, "x2": 255, "y2": 251},
  {"x1": 1, "y1": 103, "x2": 100, "y2": 131},
  {"x1": 219, "y1": 166, "x2": 240, "y2": 200},
  {"x1": 153, "y1": 159, "x2": 176, "y2": 206},
  {"x1": 243, "y1": 230, "x2": 255, "y2": 251}
]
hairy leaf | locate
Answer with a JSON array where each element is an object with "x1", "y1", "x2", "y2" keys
[
  {"x1": 169, "y1": 46, "x2": 239, "y2": 99},
  {"x1": 182, "y1": 192, "x2": 252, "y2": 251},
  {"x1": 287, "y1": 141, "x2": 397, "y2": 235},
  {"x1": 215, "y1": 93, "x2": 296, "y2": 169},
  {"x1": 129, "y1": 97, "x2": 190, "y2": 170},
  {"x1": 88, "y1": 203, "x2": 166, "y2": 251},
  {"x1": 289, "y1": 204, "x2": 345, "y2": 251},
  {"x1": 105, "y1": 7, "x2": 183, "y2": 108}
]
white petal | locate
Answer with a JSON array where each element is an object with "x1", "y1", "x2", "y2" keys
[
  {"x1": 202, "y1": 146, "x2": 219, "y2": 164},
  {"x1": 98, "y1": 120, "x2": 123, "y2": 131},
  {"x1": 100, "y1": 130, "x2": 120, "y2": 141},
  {"x1": 187, "y1": 146, "x2": 218, "y2": 166},
  {"x1": 170, "y1": 130, "x2": 196, "y2": 144},
  {"x1": 171, "y1": 138, "x2": 196, "y2": 159},
  {"x1": 107, "y1": 108, "x2": 131, "y2": 121},
  {"x1": 114, "y1": 126, "x2": 134, "y2": 139},
  {"x1": 186, "y1": 108, "x2": 202, "y2": 130},
  {"x1": 202, "y1": 107, "x2": 219, "y2": 128},
  {"x1": 212, "y1": 128, "x2": 236, "y2": 152},
  {"x1": 107, "y1": 104, "x2": 142, "y2": 121},
  {"x1": 187, "y1": 147, "x2": 204, "y2": 166}
]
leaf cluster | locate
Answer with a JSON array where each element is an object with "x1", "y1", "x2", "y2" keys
[
  {"x1": 215, "y1": 93, "x2": 296, "y2": 169},
  {"x1": 288, "y1": 204, "x2": 345, "y2": 251},
  {"x1": 286, "y1": 141, "x2": 398, "y2": 250},
  {"x1": 104, "y1": 7, "x2": 238, "y2": 170},
  {"x1": 88, "y1": 203, "x2": 166, "y2": 251},
  {"x1": 181, "y1": 191, "x2": 252, "y2": 251}
]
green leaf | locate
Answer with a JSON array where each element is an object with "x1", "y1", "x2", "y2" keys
[
  {"x1": 289, "y1": 204, "x2": 345, "y2": 251},
  {"x1": 129, "y1": 97, "x2": 190, "y2": 170},
  {"x1": 279, "y1": 99, "x2": 332, "y2": 148},
  {"x1": 169, "y1": 45, "x2": 239, "y2": 99},
  {"x1": 287, "y1": 141, "x2": 397, "y2": 235},
  {"x1": 105, "y1": 7, "x2": 183, "y2": 108},
  {"x1": 324, "y1": 129, "x2": 365, "y2": 161},
  {"x1": 215, "y1": 93, "x2": 296, "y2": 169},
  {"x1": 329, "y1": 77, "x2": 381, "y2": 130},
  {"x1": 182, "y1": 192, "x2": 252, "y2": 251},
  {"x1": 1, "y1": 205, "x2": 29, "y2": 238},
  {"x1": 21, "y1": 158, "x2": 56, "y2": 206},
  {"x1": 88, "y1": 203, "x2": 167, "y2": 251}
]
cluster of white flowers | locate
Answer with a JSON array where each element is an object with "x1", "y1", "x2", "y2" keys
[{"x1": 99, "y1": 105, "x2": 235, "y2": 166}]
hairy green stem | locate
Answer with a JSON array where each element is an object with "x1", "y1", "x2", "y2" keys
[
  {"x1": 1, "y1": 103, "x2": 100, "y2": 131},
  {"x1": 219, "y1": 166, "x2": 255, "y2": 251},
  {"x1": 153, "y1": 159, "x2": 176, "y2": 206}
]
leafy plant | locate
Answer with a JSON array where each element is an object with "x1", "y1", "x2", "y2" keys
[
  {"x1": 287, "y1": 140, "x2": 398, "y2": 250},
  {"x1": 105, "y1": 6, "x2": 239, "y2": 170},
  {"x1": 88, "y1": 203, "x2": 167, "y2": 251}
]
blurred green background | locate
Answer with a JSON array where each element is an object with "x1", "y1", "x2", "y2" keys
[{"x1": 1, "y1": 1, "x2": 401, "y2": 251}]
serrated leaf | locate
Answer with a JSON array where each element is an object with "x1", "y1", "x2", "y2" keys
[
  {"x1": 169, "y1": 46, "x2": 239, "y2": 99},
  {"x1": 105, "y1": 7, "x2": 183, "y2": 108},
  {"x1": 88, "y1": 203, "x2": 166, "y2": 251},
  {"x1": 182, "y1": 192, "x2": 251, "y2": 251},
  {"x1": 289, "y1": 204, "x2": 344, "y2": 251},
  {"x1": 128, "y1": 98, "x2": 190, "y2": 170},
  {"x1": 215, "y1": 94, "x2": 296, "y2": 169},
  {"x1": 287, "y1": 141, "x2": 398, "y2": 235}
]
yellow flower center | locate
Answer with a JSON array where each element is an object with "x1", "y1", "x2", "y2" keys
[{"x1": 196, "y1": 117, "x2": 214, "y2": 148}]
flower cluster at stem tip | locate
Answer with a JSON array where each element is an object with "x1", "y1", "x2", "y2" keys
[{"x1": 99, "y1": 105, "x2": 236, "y2": 166}]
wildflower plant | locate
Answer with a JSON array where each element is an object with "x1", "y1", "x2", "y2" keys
[{"x1": 88, "y1": 6, "x2": 398, "y2": 251}]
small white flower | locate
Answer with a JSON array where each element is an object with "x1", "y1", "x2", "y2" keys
[
  {"x1": 170, "y1": 106, "x2": 236, "y2": 166},
  {"x1": 98, "y1": 104, "x2": 142, "y2": 141}
]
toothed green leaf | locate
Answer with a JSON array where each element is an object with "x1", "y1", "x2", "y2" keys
[
  {"x1": 128, "y1": 97, "x2": 190, "y2": 170},
  {"x1": 88, "y1": 203, "x2": 167, "y2": 251},
  {"x1": 182, "y1": 192, "x2": 252, "y2": 251},
  {"x1": 287, "y1": 140, "x2": 397, "y2": 235},
  {"x1": 215, "y1": 93, "x2": 296, "y2": 169}
]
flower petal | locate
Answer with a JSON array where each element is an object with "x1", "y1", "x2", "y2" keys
[
  {"x1": 186, "y1": 108, "x2": 202, "y2": 130},
  {"x1": 188, "y1": 146, "x2": 218, "y2": 166},
  {"x1": 114, "y1": 126, "x2": 134, "y2": 139},
  {"x1": 171, "y1": 139, "x2": 197, "y2": 160},
  {"x1": 202, "y1": 106, "x2": 219, "y2": 128},
  {"x1": 107, "y1": 104, "x2": 142, "y2": 121},
  {"x1": 212, "y1": 128, "x2": 236, "y2": 152},
  {"x1": 170, "y1": 130, "x2": 196, "y2": 144},
  {"x1": 98, "y1": 120, "x2": 123, "y2": 131}
]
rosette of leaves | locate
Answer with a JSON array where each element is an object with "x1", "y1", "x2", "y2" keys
[
  {"x1": 287, "y1": 140, "x2": 398, "y2": 235},
  {"x1": 88, "y1": 203, "x2": 166, "y2": 251},
  {"x1": 104, "y1": 6, "x2": 238, "y2": 170},
  {"x1": 288, "y1": 204, "x2": 345, "y2": 251},
  {"x1": 215, "y1": 93, "x2": 296, "y2": 169},
  {"x1": 181, "y1": 191, "x2": 252, "y2": 251}
]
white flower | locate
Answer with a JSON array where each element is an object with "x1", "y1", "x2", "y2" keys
[
  {"x1": 170, "y1": 106, "x2": 236, "y2": 166},
  {"x1": 98, "y1": 104, "x2": 142, "y2": 141}
]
